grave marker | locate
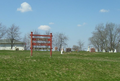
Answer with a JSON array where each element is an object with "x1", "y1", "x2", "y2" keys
[
  {"x1": 114, "y1": 49, "x2": 117, "y2": 53},
  {"x1": 87, "y1": 46, "x2": 90, "y2": 52},
  {"x1": 90, "y1": 48, "x2": 95, "y2": 52},
  {"x1": 61, "y1": 46, "x2": 63, "y2": 54},
  {"x1": 103, "y1": 49, "x2": 105, "y2": 52}
]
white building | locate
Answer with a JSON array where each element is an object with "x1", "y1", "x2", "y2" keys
[{"x1": 0, "y1": 39, "x2": 25, "y2": 50}]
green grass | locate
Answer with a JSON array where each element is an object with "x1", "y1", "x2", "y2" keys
[{"x1": 0, "y1": 50, "x2": 120, "y2": 81}]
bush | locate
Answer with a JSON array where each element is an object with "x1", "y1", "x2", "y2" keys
[{"x1": 16, "y1": 48, "x2": 19, "y2": 51}]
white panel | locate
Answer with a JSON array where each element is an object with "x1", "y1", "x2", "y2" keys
[{"x1": 0, "y1": 43, "x2": 24, "y2": 50}]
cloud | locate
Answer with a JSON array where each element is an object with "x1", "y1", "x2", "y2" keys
[
  {"x1": 83, "y1": 23, "x2": 87, "y2": 25},
  {"x1": 38, "y1": 25, "x2": 51, "y2": 31},
  {"x1": 77, "y1": 24, "x2": 82, "y2": 27},
  {"x1": 100, "y1": 9, "x2": 109, "y2": 12},
  {"x1": 49, "y1": 22, "x2": 54, "y2": 25},
  {"x1": 77, "y1": 23, "x2": 87, "y2": 27},
  {"x1": 17, "y1": 2, "x2": 32, "y2": 12}
]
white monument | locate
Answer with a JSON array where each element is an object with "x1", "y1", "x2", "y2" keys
[
  {"x1": 111, "y1": 50, "x2": 113, "y2": 53},
  {"x1": 96, "y1": 49, "x2": 98, "y2": 52},
  {"x1": 61, "y1": 46, "x2": 63, "y2": 54},
  {"x1": 103, "y1": 49, "x2": 105, "y2": 52},
  {"x1": 87, "y1": 46, "x2": 90, "y2": 52},
  {"x1": 114, "y1": 49, "x2": 117, "y2": 53}
]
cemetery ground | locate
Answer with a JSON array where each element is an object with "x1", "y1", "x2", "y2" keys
[{"x1": 0, "y1": 51, "x2": 120, "y2": 81}]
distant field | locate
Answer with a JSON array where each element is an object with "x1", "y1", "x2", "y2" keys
[{"x1": 0, "y1": 50, "x2": 120, "y2": 81}]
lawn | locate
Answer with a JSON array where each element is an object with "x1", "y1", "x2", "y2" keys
[{"x1": 0, "y1": 50, "x2": 120, "y2": 81}]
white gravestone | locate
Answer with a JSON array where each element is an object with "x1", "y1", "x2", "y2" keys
[
  {"x1": 87, "y1": 46, "x2": 90, "y2": 52},
  {"x1": 103, "y1": 49, "x2": 105, "y2": 52},
  {"x1": 111, "y1": 50, "x2": 113, "y2": 53},
  {"x1": 114, "y1": 49, "x2": 117, "y2": 53},
  {"x1": 61, "y1": 47, "x2": 63, "y2": 54},
  {"x1": 96, "y1": 49, "x2": 98, "y2": 52}
]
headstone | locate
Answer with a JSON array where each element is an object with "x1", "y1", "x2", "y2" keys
[
  {"x1": 114, "y1": 49, "x2": 117, "y2": 53},
  {"x1": 96, "y1": 49, "x2": 98, "y2": 52},
  {"x1": 66, "y1": 48, "x2": 71, "y2": 52},
  {"x1": 103, "y1": 49, "x2": 105, "y2": 52},
  {"x1": 90, "y1": 48, "x2": 95, "y2": 52},
  {"x1": 111, "y1": 50, "x2": 113, "y2": 53},
  {"x1": 54, "y1": 47, "x2": 58, "y2": 51},
  {"x1": 61, "y1": 46, "x2": 63, "y2": 54},
  {"x1": 87, "y1": 46, "x2": 90, "y2": 52}
]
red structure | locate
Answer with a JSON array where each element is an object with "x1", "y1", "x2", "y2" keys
[
  {"x1": 30, "y1": 32, "x2": 53, "y2": 56},
  {"x1": 54, "y1": 47, "x2": 58, "y2": 51},
  {"x1": 90, "y1": 48, "x2": 95, "y2": 52}
]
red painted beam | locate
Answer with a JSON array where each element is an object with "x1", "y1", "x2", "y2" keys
[
  {"x1": 33, "y1": 47, "x2": 50, "y2": 49},
  {"x1": 32, "y1": 43, "x2": 51, "y2": 46},
  {"x1": 32, "y1": 34, "x2": 51, "y2": 37},
  {"x1": 32, "y1": 38, "x2": 50, "y2": 41}
]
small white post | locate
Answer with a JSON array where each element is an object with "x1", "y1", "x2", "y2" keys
[
  {"x1": 96, "y1": 49, "x2": 98, "y2": 52},
  {"x1": 87, "y1": 46, "x2": 90, "y2": 52},
  {"x1": 103, "y1": 49, "x2": 105, "y2": 52},
  {"x1": 114, "y1": 49, "x2": 117, "y2": 53},
  {"x1": 61, "y1": 46, "x2": 63, "y2": 54}
]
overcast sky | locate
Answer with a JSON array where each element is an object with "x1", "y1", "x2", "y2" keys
[{"x1": 0, "y1": 0, "x2": 120, "y2": 50}]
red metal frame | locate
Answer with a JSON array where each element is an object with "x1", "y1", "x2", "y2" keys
[{"x1": 30, "y1": 32, "x2": 53, "y2": 56}]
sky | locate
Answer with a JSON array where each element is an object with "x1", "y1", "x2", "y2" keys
[{"x1": 0, "y1": 0, "x2": 120, "y2": 50}]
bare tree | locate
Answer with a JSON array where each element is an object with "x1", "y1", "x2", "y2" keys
[
  {"x1": 45, "y1": 30, "x2": 50, "y2": 35},
  {"x1": 105, "y1": 23, "x2": 120, "y2": 51},
  {"x1": 89, "y1": 23, "x2": 120, "y2": 52},
  {"x1": 0, "y1": 23, "x2": 6, "y2": 39},
  {"x1": 95, "y1": 24, "x2": 108, "y2": 51},
  {"x1": 53, "y1": 33, "x2": 68, "y2": 51},
  {"x1": 7, "y1": 24, "x2": 21, "y2": 49},
  {"x1": 23, "y1": 30, "x2": 41, "y2": 50},
  {"x1": 44, "y1": 31, "x2": 50, "y2": 51},
  {"x1": 78, "y1": 40, "x2": 84, "y2": 51},
  {"x1": 32, "y1": 30, "x2": 41, "y2": 51},
  {"x1": 53, "y1": 33, "x2": 59, "y2": 50},
  {"x1": 23, "y1": 34, "x2": 30, "y2": 50},
  {"x1": 72, "y1": 45, "x2": 79, "y2": 51},
  {"x1": 89, "y1": 34, "x2": 101, "y2": 52}
]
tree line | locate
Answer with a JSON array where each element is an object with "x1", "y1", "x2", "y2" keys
[
  {"x1": 0, "y1": 23, "x2": 70, "y2": 51},
  {"x1": 1, "y1": 22, "x2": 119, "y2": 52},
  {"x1": 0, "y1": 23, "x2": 20, "y2": 49},
  {"x1": 89, "y1": 22, "x2": 120, "y2": 52}
]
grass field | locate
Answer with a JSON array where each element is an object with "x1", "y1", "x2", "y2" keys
[{"x1": 0, "y1": 50, "x2": 120, "y2": 81}]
